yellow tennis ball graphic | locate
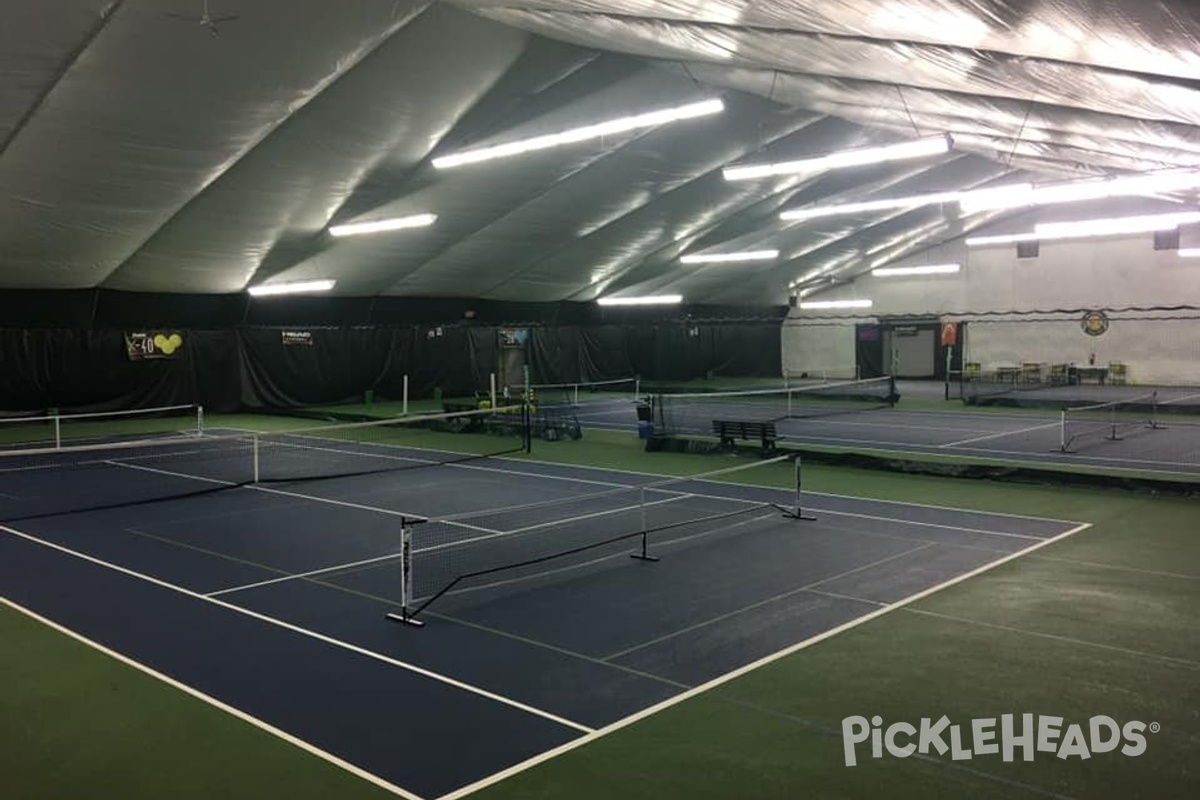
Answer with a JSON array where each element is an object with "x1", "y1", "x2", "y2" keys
[{"x1": 153, "y1": 333, "x2": 184, "y2": 355}]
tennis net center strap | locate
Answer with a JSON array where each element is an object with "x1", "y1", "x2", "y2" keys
[{"x1": 386, "y1": 516, "x2": 430, "y2": 627}]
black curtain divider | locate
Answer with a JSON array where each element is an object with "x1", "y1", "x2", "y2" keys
[
  {"x1": 237, "y1": 327, "x2": 394, "y2": 408},
  {"x1": 855, "y1": 324, "x2": 885, "y2": 379},
  {"x1": 579, "y1": 326, "x2": 635, "y2": 381},
  {"x1": 0, "y1": 320, "x2": 785, "y2": 414}
]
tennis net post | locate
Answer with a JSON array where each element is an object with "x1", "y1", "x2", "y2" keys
[
  {"x1": 778, "y1": 455, "x2": 815, "y2": 521},
  {"x1": 386, "y1": 517, "x2": 429, "y2": 627},
  {"x1": 630, "y1": 485, "x2": 661, "y2": 562}
]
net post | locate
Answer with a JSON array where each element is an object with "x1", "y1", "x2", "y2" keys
[
  {"x1": 1149, "y1": 390, "x2": 1162, "y2": 430},
  {"x1": 1059, "y1": 409, "x2": 1068, "y2": 452},
  {"x1": 1108, "y1": 402, "x2": 1119, "y2": 441},
  {"x1": 523, "y1": 398, "x2": 532, "y2": 453},
  {"x1": 490, "y1": 372, "x2": 497, "y2": 411},
  {"x1": 196, "y1": 405, "x2": 205, "y2": 437},
  {"x1": 573, "y1": 383, "x2": 580, "y2": 406},
  {"x1": 634, "y1": 377, "x2": 641, "y2": 402},
  {"x1": 54, "y1": 415, "x2": 62, "y2": 450},
  {"x1": 386, "y1": 518, "x2": 425, "y2": 627},
  {"x1": 252, "y1": 434, "x2": 260, "y2": 483},
  {"x1": 782, "y1": 456, "x2": 816, "y2": 521},
  {"x1": 630, "y1": 486, "x2": 660, "y2": 562},
  {"x1": 402, "y1": 374, "x2": 409, "y2": 416}
]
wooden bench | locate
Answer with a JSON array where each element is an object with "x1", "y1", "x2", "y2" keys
[{"x1": 712, "y1": 419, "x2": 777, "y2": 452}]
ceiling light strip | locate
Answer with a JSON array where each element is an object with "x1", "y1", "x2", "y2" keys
[
  {"x1": 872, "y1": 264, "x2": 961, "y2": 277},
  {"x1": 329, "y1": 213, "x2": 437, "y2": 237},
  {"x1": 679, "y1": 250, "x2": 779, "y2": 264},
  {"x1": 724, "y1": 134, "x2": 951, "y2": 182},
  {"x1": 781, "y1": 191, "x2": 963, "y2": 222},
  {"x1": 798, "y1": 299, "x2": 873, "y2": 310},
  {"x1": 432, "y1": 99, "x2": 725, "y2": 170},
  {"x1": 247, "y1": 280, "x2": 336, "y2": 297},
  {"x1": 596, "y1": 295, "x2": 684, "y2": 307}
]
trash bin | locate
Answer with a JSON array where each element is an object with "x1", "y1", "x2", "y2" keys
[
  {"x1": 638, "y1": 421, "x2": 653, "y2": 440},
  {"x1": 635, "y1": 400, "x2": 653, "y2": 422},
  {"x1": 363, "y1": 390, "x2": 374, "y2": 405}
]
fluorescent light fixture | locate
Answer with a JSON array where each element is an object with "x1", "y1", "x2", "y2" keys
[
  {"x1": 966, "y1": 211, "x2": 1200, "y2": 247},
  {"x1": 1178, "y1": 248, "x2": 1200, "y2": 257},
  {"x1": 724, "y1": 134, "x2": 951, "y2": 182},
  {"x1": 597, "y1": 295, "x2": 684, "y2": 306},
  {"x1": 247, "y1": 279, "x2": 336, "y2": 297},
  {"x1": 965, "y1": 232, "x2": 1041, "y2": 247},
  {"x1": 329, "y1": 213, "x2": 437, "y2": 237},
  {"x1": 959, "y1": 169, "x2": 1200, "y2": 213},
  {"x1": 781, "y1": 190, "x2": 963, "y2": 222},
  {"x1": 679, "y1": 250, "x2": 779, "y2": 264},
  {"x1": 1035, "y1": 211, "x2": 1200, "y2": 239},
  {"x1": 798, "y1": 299, "x2": 873, "y2": 310},
  {"x1": 872, "y1": 263, "x2": 961, "y2": 277},
  {"x1": 777, "y1": 169, "x2": 1200, "y2": 223},
  {"x1": 432, "y1": 99, "x2": 724, "y2": 169}
]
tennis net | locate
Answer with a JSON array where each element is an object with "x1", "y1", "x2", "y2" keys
[
  {"x1": 388, "y1": 455, "x2": 803, "y2": 624},
  {"x1": 509, "y1": 377, "x2": 641, "y2": 407},
  {"x1": 1060, "y1": 392, "x2": 1162, "y2": 452},
  {"x1": 0, "y1": 404, "x2": 204, "y2": 450},
  {"x1": 651, "y1": 376, "x2": 898, "y2": 436},
  {"x1": 0, "y1": 405, "x2": 529, "y2": 522}
]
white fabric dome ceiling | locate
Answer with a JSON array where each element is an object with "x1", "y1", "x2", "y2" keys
[{"x1": 2, "y1": 0, "x2": 1199, "y2": 304}]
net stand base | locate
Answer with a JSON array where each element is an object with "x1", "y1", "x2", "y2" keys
[
  {"x1": 630, "y1": 553, "x2": 660, "y2": 562},
  {"x1": 386, "y1": 611, "x2": 424, "y2": 628},
  {"x1": 775, "y1": 504, "x2": 816, "y2": 521}
]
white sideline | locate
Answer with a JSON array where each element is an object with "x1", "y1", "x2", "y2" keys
[
  {"x1": 0, "y1": 523, "x2": 593, "y2": 736},
  {"x1": 0, "y1": 595, "x2": 426, "y2": 800}
]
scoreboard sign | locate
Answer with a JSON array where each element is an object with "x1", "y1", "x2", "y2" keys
[{"x1": 125, "y1": 332, "x2": 185, "y2": 361}]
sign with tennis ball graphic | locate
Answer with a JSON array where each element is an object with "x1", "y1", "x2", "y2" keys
[{"x1": 125, "y1": 332, "x2": 185, "y2": 360}]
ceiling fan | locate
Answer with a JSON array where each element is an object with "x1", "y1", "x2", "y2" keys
[{"x1": 167, "y1": 0, "x2": 240, "y2": 38}]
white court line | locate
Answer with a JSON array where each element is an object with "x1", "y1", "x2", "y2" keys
[
  {"x1": 0, "y1": 523, "x2": 593, "y2": 735},
  {"x1": 500, "y1": 493, "x2": 693, "y2": 536},
  {"x1": 601, "y1": 542, "x2": 938, "y2": 662},
  {"x1": 1159, "y1": 392, "x2": 1200, "y2": 406},
  {"x1": 793, "y1": 418, "x2": 1011, "y2": 435},
  {"x1": 0, "y1": 595, "x2": 425, "y2": 800},
  {"x1": 206, "y1": 551, "x2": 407, "y2": 598},
  {"x1": 778, "y1": 433, "x2": 1199, "y2": 472},
  {"x1": 804, "y1": 507, "x2": 1044, "y2": 541},
  {"x1": 222, "y1": 425, "x2": 1092, "y2": 526},
  {"x1": 939, "y1": 421, "x2": 1061, "y2": 448},
  {"x1": 208, "y1": 495, "x2": 699, "y2": 598},
  {"x1": 435, "y1": 521, "x2": 1093, "y2": 800},
  {"x1": 419, "y1": 508, "x2": 783, "y2": 603},
  {"x1": 106, "y1": 460, "x2": 496, "y2": 535}
]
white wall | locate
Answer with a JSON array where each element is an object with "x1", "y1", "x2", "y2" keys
[
  {"x1": 783, "y1": 232, "x2": 1200, "y2": 385},
  {"x1": 780, "y1": 321, "x2": 857, "y2": 379}
]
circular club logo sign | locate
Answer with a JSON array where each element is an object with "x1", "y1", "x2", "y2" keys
[{"x1": 1081, "y1": 311, "x2": 1109, "y2": 337}]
